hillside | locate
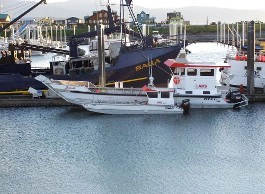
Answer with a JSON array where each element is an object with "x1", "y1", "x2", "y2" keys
[{"x1": 4, "y1": 0, "x2": 265, "y2": 24}]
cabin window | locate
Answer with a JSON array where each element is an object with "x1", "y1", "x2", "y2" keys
[
  {"x1": 200, "y1": 69, "x2": 214, "y2": 76},
  {"x1": 187, "y1": 68, "x2": 197, "y2": 76},
  {"x1": 203, "y1": 91, "x2": 210, "y2": 94},
  {"x1": 147, "y1": 92, "x2": 158, "y2": 98},
  {"x1": 185, "y1": 91, "x2": 193, "y2": 94},
  {"x1": 161, "y1": 92, "x2": 170, "y2": 98},
  {"x1": 257, "y1": 67, "x2": 262, "y2": 71},
  {"x1": 174, "y1": 68, "x2": 185, "y2": 75},
  {"x1": 244, "y1": 66, "x2": 247, "y2": 70},
  {"x1": 181, "y1": 68, "x2": 185, "y2": 75}
]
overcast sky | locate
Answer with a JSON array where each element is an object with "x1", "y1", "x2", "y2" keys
[{"x1": 46, "y1": 0, "x2": 265, "y2": 11}]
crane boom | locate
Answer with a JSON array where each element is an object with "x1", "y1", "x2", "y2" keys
[{"x1": 0, "y1": 0, "x2": 47, "y2": 33}]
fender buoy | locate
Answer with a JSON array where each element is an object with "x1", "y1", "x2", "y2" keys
[
  {"x1": 239, "y1": 84, "x2": 244, "y2": 94},
  {"x1": 173, "y1": 77, "x2": 180, "y2": 84}
]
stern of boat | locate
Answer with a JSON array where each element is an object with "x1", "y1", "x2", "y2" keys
[{"x1": 225, "y1": 90, "x2": 249, "y2": 108}]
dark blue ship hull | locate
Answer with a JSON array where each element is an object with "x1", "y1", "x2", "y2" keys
[
  {"x1": 0, "y1": 44, "x2": 181, "y2": 92},
  {"x1": 49, "y1": 45, "x2": 181, "y2": 87}
]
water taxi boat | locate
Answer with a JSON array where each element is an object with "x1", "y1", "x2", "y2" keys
[
  {"x1": 164, "y1": 58, "x2": 249, "y2": 108},
  {"x1": 81, "y1": 87, "x2": 185, "y2": 115}
]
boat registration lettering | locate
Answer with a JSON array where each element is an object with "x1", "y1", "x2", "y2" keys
[
  {"x1": 135, "y1": 59, "x2": 161, "y2": 71},
  {"x1": 204, "y1": 97, "x2": 216, "y2": 101},
  {"x1": 244, "y1": 70, "x2": 260, "y2": 78},
  {"x1": 195, "y1": 84, "x2": 207, "y2": 89},
  {"x1": 66, "y1": 86, "x2": 75, "y2": 89}
]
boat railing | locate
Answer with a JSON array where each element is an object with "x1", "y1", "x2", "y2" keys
[
  {"x1": 89, "y1": 87, "x2": 146, "y2": 95},
  {"x1": 227, "y1": 50, "x2": 265, "y2": 62},
  {"x1": 91, "y1": 99, "x2": 147, "y2": 105}
]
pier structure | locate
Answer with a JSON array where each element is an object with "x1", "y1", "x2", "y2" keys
[
  {"x1": 0, "y1": 94, "x2": 75, "y2": 108},
  {"x1": 216, "y1": 21, "x2": 265, "y2": 46}
]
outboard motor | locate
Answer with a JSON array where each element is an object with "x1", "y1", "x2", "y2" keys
[
  {"x1": 181, "y1": 99, "x2": 190, "y2": 114},
  {"x1": 225, "y1": 90, "x2": 243, "y2": 103}
]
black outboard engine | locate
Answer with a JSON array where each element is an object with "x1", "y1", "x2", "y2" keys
[
  {"x1": 180, "y1": 99, "x2": 190, "y2": 114},
  {"x1": 226, "y1": 90, "x2": 243, "y2": 103}
]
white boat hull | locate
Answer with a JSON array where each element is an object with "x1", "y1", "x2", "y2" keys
[
  {"x1": 223, "y1": 59, "x2": 265, "y2": 88},
  {"x1": 83, "y1": 103, "x2": 183, "y2": 115},
  {"x1": 174, "y1": 95, "x2": 234, "y2": 109}
]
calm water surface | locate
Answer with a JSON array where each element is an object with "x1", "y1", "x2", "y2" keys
[{"x1": 1, "y1": 43, "x2": 265, "y2": 194}]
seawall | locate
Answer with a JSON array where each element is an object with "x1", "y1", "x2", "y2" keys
[{"x1": 0, "y1": 95, "x2": 76, "y2": 108}]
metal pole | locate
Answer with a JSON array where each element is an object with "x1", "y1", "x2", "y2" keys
[
  {"x1": 45, "y1": 26, "x2": 48, "y2": 45},
  {"x1": 88, "y1": 25, "x2": 90, "y2": 45},
  {"x1": 50, "y1": 25, "x2": 53, "y2": 45},
  {"x1": 247, "y1": 21, "x2": 255, "y2": 95},
  {"x1": 216, "y1": 22, "x2": 219, "y2": 43},
  {"x1": 242, "y1": 22, "x2": 245, "y2": 46},
  {"x1": 227, "y1": 24, "x2": 229, "y2": 45},
  {"x1": 223, "y1": 23, "x2": 226, "y2": 44},
  {"x1": 55, "y1": 25, "x2": 57, "y2": 42},
  {"x1": 236, "y1": 22, "x2": 239, "y2": 47},
  {"x1": 98, "y1": 24, "x2": 106, "y2": 87},
  {"x1": 220, "y1": 22, "x2": 222, "y2": 43},
  {"x1": 259, "y1": 21, "x2": 261, "y2": 38}
]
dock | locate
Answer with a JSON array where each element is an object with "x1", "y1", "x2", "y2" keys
[{"x1": 0, "y1": 95, "x2": 76, "y2": 108}]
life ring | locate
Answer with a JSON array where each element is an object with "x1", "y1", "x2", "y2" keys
[{"x1": 173, "y1": 77, "x2": 180, "y2": 84}]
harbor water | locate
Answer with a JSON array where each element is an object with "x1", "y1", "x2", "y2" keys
[{"x1": 1, "y1": 43, "x2": 265, "y2": 194}]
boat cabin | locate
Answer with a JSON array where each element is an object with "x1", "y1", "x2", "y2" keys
[
  {"x1": 143, "y1": 87, "x2": 175, "y2": 106},
  {"x1": 164, "y1": 59, "x2": 231, "y2": 96}
]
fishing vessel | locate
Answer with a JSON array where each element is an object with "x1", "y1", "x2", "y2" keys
[
  {"x1": 0, "y1": 0, "x2": 184, "y2": 93},
  {"x1": 47, "y1": 0, "x2": 184, "y2": 88},
  {"x1": 221, "y1": 42, "x2": 265, "y2": 89},
  {"x1": 164, "y1": 52, "x2": 249, "y2": 108}
]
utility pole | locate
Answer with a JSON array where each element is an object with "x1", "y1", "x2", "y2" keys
[
  {"x1": 98, "y1": 24, "x2": 106, "y2": 87},
  {"x1": 247, "y1": 21, "x2": 255, "y2": 95}
]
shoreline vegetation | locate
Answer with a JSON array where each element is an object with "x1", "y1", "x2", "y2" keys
[{"x1": 1, "y1": 23, "x2": 265, "y2": 43}]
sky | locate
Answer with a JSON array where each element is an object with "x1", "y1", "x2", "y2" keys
[{"x1": 46, "y1": 0, "x2": 265, "y2": 11}]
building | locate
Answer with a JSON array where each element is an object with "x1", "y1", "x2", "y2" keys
[
  {"x1": 84, "y1": 10, "x2": 119, "y2": 28},
  {"x1": 20, "y1": 18, "x2": 36, "y2": 25},
  {"x1": 136, "y1": 11, "x2": 155, "y2": 24},
  {"x1": 53, "y1": 18, "x2": 66, "y2": 26},
  {"x1": 66, "y1": 17, "x2": 82, "y2": 28},
  {"x1": 0, "y1": 13, "x2": 11, "y2": 27},
  {"x1": 166, "y1": 11, "x2": 184, "y2": 25},
  {"x1": 36, "y1": 17, "x2": 53, "y2": 26}
]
